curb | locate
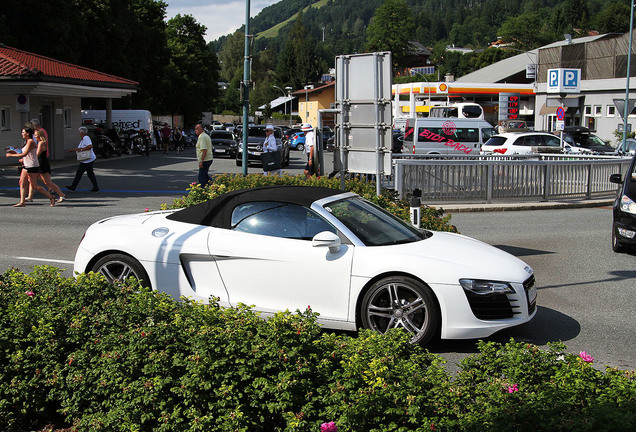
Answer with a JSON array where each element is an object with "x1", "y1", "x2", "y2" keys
[{"x1": 427, "y1": 198, "x2": 615, "y2": 213}]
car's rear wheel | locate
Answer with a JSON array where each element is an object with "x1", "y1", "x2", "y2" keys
[
  {"x1": 360, "y1": 276, "x2": 438, "y2": 345},
  {"x1": 612, "y1": 227, "x2": 627, "y2": 253},
  {"x1": 91, "y1": 253, "x2": 150, "y2": 287},
  {"x1": 297, "y1": 144, "x2": 304, "y2": 152}
]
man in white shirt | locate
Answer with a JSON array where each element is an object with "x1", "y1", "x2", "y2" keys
[{"x1": 302, "y1": 123, "x2": 315, "y2": 178}]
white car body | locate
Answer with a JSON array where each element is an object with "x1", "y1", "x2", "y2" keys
[
  {"x1": 481, "y1": 132, "x2": 564, "y2": 155},
  {"x1": 75, "y1": 187, "x2": 536, "y2": 342}
]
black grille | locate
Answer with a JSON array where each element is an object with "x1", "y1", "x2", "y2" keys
[{"x1": 463, "y1": 276, "x2": 536, "y2": 320}]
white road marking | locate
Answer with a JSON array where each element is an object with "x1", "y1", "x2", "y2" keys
[{"x1": 15, "y1": 256, "x2": 74, "y2": 264}]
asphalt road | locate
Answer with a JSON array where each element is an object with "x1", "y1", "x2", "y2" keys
[{"x1": 1, "y1": 147, "x2": 634, "y2": 371}]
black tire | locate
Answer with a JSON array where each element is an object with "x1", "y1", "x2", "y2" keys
[
  {"x1": 360, "y1": 276, "x2": 439, "y2": 345},
  {"x1": 297, "y1": 144, "x2": 304, "y2": 152},
  {"x1": 236, "y1": 159, "x2": 242, "y2": 167},
  {"x1": 612, "y1": 227, "x2": 627, "y2": 253},
  {"x1": 91, "y1": 253, "x2": 150, "y2": 287}
]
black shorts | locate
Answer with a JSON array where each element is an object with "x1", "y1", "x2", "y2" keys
[
  {"x1": 304, "y1": 162, "x2": 315, "y2": 174},
  {"x1": 25, "y1": 166, "x2": 40, "y2": 174}
]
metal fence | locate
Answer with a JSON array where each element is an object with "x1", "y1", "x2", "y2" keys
[{"x1": 393, "y1": 154, "x2": 632, "y2": 202}]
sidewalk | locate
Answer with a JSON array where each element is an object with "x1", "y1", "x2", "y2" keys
[{"x1": 426, "y1": 196, "x2": 615, "y2": 213}]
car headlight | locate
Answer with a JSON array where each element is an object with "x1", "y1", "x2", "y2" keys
[
  {"x1": 620, "y1": 195, "x2": 636, "y2": 214},
  {"x1": 460, "y1": 279, "x2": 515, "y2": 295}
]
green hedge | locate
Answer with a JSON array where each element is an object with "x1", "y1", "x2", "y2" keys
[
  {"x1": 160, "y1": 174, "x2": 458, "y2": 233},
  {"x1": 1, "y1": 267, "x2": 635, "y2": 432}
]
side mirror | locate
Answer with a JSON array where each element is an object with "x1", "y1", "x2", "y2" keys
[
  {"x1": 312, "y1": 231, "x2": 341, "y2": 254},
  {"x1": 609, "y1": 173, "x2": 623, "y2": 184}
]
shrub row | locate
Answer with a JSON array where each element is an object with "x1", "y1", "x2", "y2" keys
[
  {"x1": 1, "y1": 267, "x2": 635, "y2": 432},
  {"x1": 160, "y1": 173, "x2": 458, "y2": 233}
]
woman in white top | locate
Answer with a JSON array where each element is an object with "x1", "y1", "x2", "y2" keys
[{"x1": 5, "y1": 127, "x2": 56, "y2": 207}]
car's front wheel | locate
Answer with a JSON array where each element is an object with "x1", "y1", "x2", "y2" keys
[
  {"x1": 91, "y1": 253, "x2": 150, "y2": 287},
  {"x1": 612, "y1": 227, "x2": 627, "y2": 253},
  {"x1": 360, "y1": 276, "x2": 438, "y2": 345}
]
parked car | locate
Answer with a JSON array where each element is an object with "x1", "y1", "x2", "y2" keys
[
  {"x1": 209, "y1": 130, "x2": 238, "y2": 158},
  {"x1": 616, "y1": 138, "x2": 636, "y2": 156},
  {"x1": 283, "y1": 127, "x2": 302, "y2": 144},
  {"x1": 74, "y1": 186, "x2": 537, "y2": 345},
  {"x1": 236, "y1": 125, "x2": 290, "y2": 167},
  {"x1": 560, "y1": 126, "x2": 616, "y2": 155},
  {"x1": 609, "y1": 152, "x2": 636, "y2": 252},
  {"x1": 289, "y1": 131, "x2": 306, "y2": 151},
  {"x1": 481, "y1": 132, "x2": 564, "y2": 155},
  {"x1": 182, "y1": 128, "x2": 198, "y2": 147},
  {"x1": 223, "y1": 122, "x2": 235, "y2": 133}
]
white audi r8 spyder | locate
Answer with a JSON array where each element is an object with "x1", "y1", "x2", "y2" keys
[{"x1": 74, "y1": 186, "x2": 537, "y2": 345}]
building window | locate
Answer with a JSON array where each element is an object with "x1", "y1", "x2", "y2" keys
[
  {"x1": 584, "y1": 106, "x2": 592, "y2": 116},
  {"x1": 607, "y1": 105, "x2": 616, "y2": 117},
  {"x1": 594, "y1": 105, "x2": 602, "y2": 116},
  {"x1": 64, "y1": 107, "x2": 72, "y2": 128},
  {"x1": 1, "y1": 106, "x2": 10, "y2": 131}
]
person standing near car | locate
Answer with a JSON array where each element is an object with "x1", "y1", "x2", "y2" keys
[
  {"x1": 302, "y1": 123, "x2": 316, "y2": 179},
  {"x1": 195, "y1": 123, "x2": 213, "y2": 186},
  {"x1": 262, "y1": 124, "x2": 282, "y2": 177}
]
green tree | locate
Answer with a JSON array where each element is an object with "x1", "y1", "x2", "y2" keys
[
  {"x1": 275, "y1": 12, "x2": 323, "y2": 88},
  {"x1": 366, "y1": 0, "x2": 416, "y2": 67},
  {"x1": 218, "y1": 31, "x2": 246, "y2": 83},
  {"x1": 498, "y1": 9, "x2": 558, "y2": 51},
  {"x1": 162, "y1": 14, "x2": 219, "y2": 124},
  {"x1": 590, "y1": 1, "x2": 632, "y2": 34}
]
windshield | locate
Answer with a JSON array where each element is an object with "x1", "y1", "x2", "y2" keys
[
  {"x1": 482, "y1": 128, "x2": 496, "y2": 140},
  {"x1": 324, "y1": 197, "x2": 427, "y2": 246}
]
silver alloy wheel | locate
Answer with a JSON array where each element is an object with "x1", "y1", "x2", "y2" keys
[
  {"x1": 361, "y1": 276, "x2": 438, "y2": 345},
  {"x1": 92, "y1": 253, "x2": 149, "y2": 287}
]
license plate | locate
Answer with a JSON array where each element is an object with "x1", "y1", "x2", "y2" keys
[{"x1": 214, "y1": 149, "x2": 225, "y2": 153}]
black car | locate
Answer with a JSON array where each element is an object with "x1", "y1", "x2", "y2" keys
[
  {"x1": 209, "y1": 130, "x2": 238, "y2": 158},
  {"x1": 562, "y1": 126, "x2": 616, "y2": 155},
  {"x1": 236, "y1": 125, "x2": 290, "y2": 168},
  {"x1": 609, "y1": 152, "x2": 636, "y2": 252}
]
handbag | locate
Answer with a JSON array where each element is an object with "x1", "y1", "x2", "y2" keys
[
  {"x1": 76, "y1": 149, "x2": 92, "y2": 161},
  {"x1": 261, "y1": 150, "x2": 282, "y2": 171}
]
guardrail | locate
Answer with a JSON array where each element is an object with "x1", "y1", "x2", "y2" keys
[{"x1": 393, "y1": 154, "x2": 632, "y2": 202}]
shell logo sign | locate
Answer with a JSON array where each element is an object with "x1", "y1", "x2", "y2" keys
[{"x1": 437, "y1": 83, "x2": 448, "y2": 93}]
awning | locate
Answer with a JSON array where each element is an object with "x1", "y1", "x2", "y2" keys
[{"x1": 539, "y1": 104, "x2": 558, "y2": 115}]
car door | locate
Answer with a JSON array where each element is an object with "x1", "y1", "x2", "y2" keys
[{"x1": 207, "y1": 202, "x2": 354, "y2": 322}]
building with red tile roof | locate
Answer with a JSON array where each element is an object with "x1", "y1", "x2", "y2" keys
[{"x1": 1, "y1": 44, "x2": 138, "y2": 163}]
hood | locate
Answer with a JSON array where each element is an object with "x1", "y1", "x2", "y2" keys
[{"x1": 359, "y1": 231, "x2": 533, "y2": 285}]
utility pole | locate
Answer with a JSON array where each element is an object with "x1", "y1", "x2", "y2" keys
[{"x1": 241, "y1": 0, "x2": 251, "y2": 175}]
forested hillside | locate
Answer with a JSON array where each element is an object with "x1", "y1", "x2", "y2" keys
[{"x1": 218, "y1": 0, "x2": 631, "y2": 61}]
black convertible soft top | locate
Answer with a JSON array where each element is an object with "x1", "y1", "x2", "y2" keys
[{"x1": 166, "y1": 186, "x2": 347, "y2": 228}]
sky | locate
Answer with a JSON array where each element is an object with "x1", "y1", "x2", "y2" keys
[{"x1": 165, "y1": 0, "x2": 280, "y2": 43}]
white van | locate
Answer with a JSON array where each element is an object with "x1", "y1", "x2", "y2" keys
[
  {"x1": 404, "y1": 117, "x2": 496, "y2": 155},
  {"x1": 428, "y1": 103, "x2": 484, "y2": 120}
]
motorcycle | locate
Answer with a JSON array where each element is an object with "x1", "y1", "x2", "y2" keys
[
  {"x1": 121, "y1": 129, "x2": 150, "y2": 156},
  {"x1": 91, "y1": 124, "x2": 121, "y2": 158}
]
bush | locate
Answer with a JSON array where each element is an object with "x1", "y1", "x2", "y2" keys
[
  {"x1": 1, "y1": 267, "x2": 635, "y2": 432},
  {"x1": 161, "y1": 174, "x2": 458, "y2": 233}
]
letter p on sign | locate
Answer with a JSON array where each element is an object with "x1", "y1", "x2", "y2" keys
[
  {"x1": 564, "y1": 70, "x2": 577, "y2": 87},
  {"x1": 549, "y1": 70, "x2": 559, "y2": 87}
]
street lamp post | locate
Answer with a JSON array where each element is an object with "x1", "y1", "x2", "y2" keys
[
  {"x1": 622, "y1": 1, "x2": 635, "y2": 151},
  {"x1": 285, "y1": 86, "x2": 293, "y2": 126}
]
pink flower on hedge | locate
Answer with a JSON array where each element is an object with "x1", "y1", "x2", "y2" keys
[
  {"x1": 25, "y1": 290, "x2": 34, "y2": 297},
  {"x1": 579, "y1": 351, "x2": 594, "y2": 363},
  {"x1": 507, "y1": 383, "x2": 519, "y2": 393},
  {"x1": 320, "y1": 421, "x2": 337, "y2": 432},
  {"x1": 144, "y1": 208, "x2": 149, "y2": 212}
]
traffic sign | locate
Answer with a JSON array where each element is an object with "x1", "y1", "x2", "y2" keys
[{"x1": 556, "y1": 107, "x2": 565, "y2": 121}]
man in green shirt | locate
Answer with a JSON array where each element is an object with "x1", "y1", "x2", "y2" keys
[{"x1": 195, "y1": 123, "x2": 213, "y2": 186}]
